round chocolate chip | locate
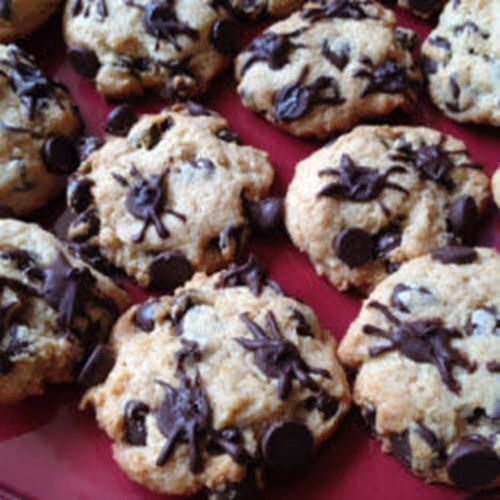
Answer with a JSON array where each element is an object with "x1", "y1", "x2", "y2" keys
[
  {"x1": 210, "y1": 19, "x2": 241, "y2": 56},
  {"x1": 274, "y1": 83, "x2": 311, "y2": 122},
  {"x1": 42, "y1": 136, "x2": 79, "y2": 175},
  {"x1": 245, "y1": 197, "x2": 284, "y2": 233},
  {"x1": 134, "y1": 299, "x2": 157, "y2": 332},
  {"x1": 261, "y1": 421, "x2": 313, "y2": 469},
  {"x1": 448, "y1": 195, "x2": 477, "y2": 246},
  {"x1": 77, "y1": 344, "x2": 115, "y2": 388},
  {"x1": 148, "y1": 251, "x2": 193, "y2": 293},
  {"x1": 105, "y1": 104, "x2": 137, "y2": 137},
  {"x1": 335, "y1": 228, "x2": 373, "y2": 268},
  {"x1": 68, "y1": 46, "x2": 100, "y2": 78},
  {"x1": 124, "y1": 400, "x2": 150, "y2": 446},
  {"x1": 68, "y1": 177, "x2": 94, "y2": 213},
  {"x1": 446, "y1": 435, "x2": 500, "y2": 488}
]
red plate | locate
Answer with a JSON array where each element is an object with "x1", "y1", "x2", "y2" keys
[{"x1": 0, "y1": 7, "x2": 498, "y2": 500}]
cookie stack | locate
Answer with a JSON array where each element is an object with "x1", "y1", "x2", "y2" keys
[{"x1": 0, "y1": 0, "x2": 498, "y2": 498}]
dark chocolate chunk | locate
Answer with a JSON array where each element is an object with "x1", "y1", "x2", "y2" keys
[
  {"x1": 244, "y1": 197, "x2": 283, "y2": 233},
  {"x1": 155, "y1": 371, "x2": 211, "y2": 472},
  {"x1": 68, "y1": 177, "x2": 94, "y2": 213},
  {"x1": 291, "y1": 309, "x2": 313, "y2": 337},
  {"x1": 354, "y1": 59, "x2": 411, "y2": 97},
  {"x1": 390, "y1": 283, "x2": 432, "y2": 313},
  {"x1": 409, "y1": 0, "x2": 443, "y2": 14},
  {"x1": 303, "y1": 391, "x2": 339, "y2": 419},
  {"x1": 391, "y1": 431, "x2": 412, "y2": 468},
  {"x1": 262, "y1": 421, "x2": 313, "y2": 469},
  {"x1": 174, "y1": 338, "x2": 201, "y2": 372},
  {"x1": 77, "y1": 136, "x2": 104, "y2": 161},
  {"x1": 68, "y1": 46, "x2": 100, "y2": 78},
  {"x1": 187, "y1": 100, "x2": 212, "y2": 116},
  {"x1": 42, "y1": 136, "x2": 79, "y2": 175},
  {"x1": 274, "y1": 81, "x2": 311, "y2": 122},
  {"x1": 210, "y1": 19, "x2": 241, "y2": 56},
  {"x1": 430, "y1": 246, "x2": 478, "y2": 265},
  {"x1": 446, "y1": 435, "x2": 500, "y2": 488},
  {"x1": 334, "y1": 228, "x2": 373, "y2": 268},
  {"x1": 421, "y1": 56, "x2": 438, "y2": 75},
  {"x1": 77, "y1": 344, "x2": 115, "y2": 387},
  {"x1": 321, "y1": 40, "x2": 350, "y2": 70},
  {"x1": 105, "y1": 104, "x2": 137, "y2": 136},
  {"x1": 133, "y1": 299, "x2": 157, "y2": 332},
  {"x1": 415, "y1": 424, "x2": 443, "y2": 456},
  {"x1": 375, "y1": 226, "x2": 402, "y2": 258},
  {"x1": 148, "y1": 251, "x2": 193, "y2": 293},
  {"x1": 216, "y1": 128, "x2": 241, "y2": 144},
  {"x1": 318, "y1": 154, "x2": 408, "y2": 202},
  {"x1": 448, "y1": 195, "x2": 477, "y2": 245},
  {"x1": 237, "y1": 312, "x2": 330, "y2": 400},
  {"x1": 124, "y1": 400, "x2": 150, "y2": 445},
  {"x1": 364, "y1": 302, "x2": 476, "y2": 393},
  {"x1": 487, "y1": 361, "x2": 500, "y2": 373}
]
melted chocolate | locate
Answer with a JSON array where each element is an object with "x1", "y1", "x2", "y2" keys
[
  {"x1": 124, "y1": 400, "x2": 150, "y2": 445},
  {"x1": 237, "y1": 311, "x2": 330, "y2": 400},
  {"x1": 354, "y1": 58, "x2": 413, "y2": 97}
]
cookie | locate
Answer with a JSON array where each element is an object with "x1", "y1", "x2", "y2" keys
[
  {"x1": 234, "y1": 0, "x2": 422, "y2": 139},
  {"x1": 285, "y1": 125, "x2": 491, "y2": 294},
  {"x1": 81, "y1": 259, "x2": 351, "y2": 496},
  {"x1": 63, "y1": 0, "x2": 241, "y2": 101},
  {"x1": 0, "y1": 0, "x2": 61, "y2": 42},
  {"x1": 66, "y1": 103, "x2": 276, "y2": 292},
  {"x1": 338, "y1": 247, "x2": 500, "y2": 489},
  {"x1": 421, "y1": 0, "x2": 500, "y2": 126},
  {"x1": 218, "y1": 0, "x2": 303, "y2": 20},
  {"x1": 493, "y1": 169, "x2": 500, "y2": 208},
  {"x1": 0, "y1": 218, "x2": 129, "y2": 404},
  {"x1": 0, "y1": 44, "x2": 81, "y2": 216},
  {"x1": 385, "y1": 0, "x2": 446, "y2": 19}
]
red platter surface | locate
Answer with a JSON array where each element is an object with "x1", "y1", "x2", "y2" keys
[{"x1": 0, "y1": 6, "x2": 498, "y2": 500}]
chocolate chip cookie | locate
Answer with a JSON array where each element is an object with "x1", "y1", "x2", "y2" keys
[
  {"x1": 0, "y1": 0, "x2": 61, "y2": 42},
  {"x1": 66, "y1": 103, "x2": 276, "y2": 292},
  {"x1": 217, "y1": 0, "x2": 303, "y2": 20},
  {"x1": 63, "y1": 0, "x2": 241, "y2": 101},
  {"x1": 493, "y1": 169, "x2": 500, "y2": 208},
  {"x1": 81, "y1": 260, "x2": 351, "y2": 496},
  {"x1": 0, "y1": 218, "x2": 129, "y2": 404},
  {"x1": 338, "y1": 247, "x2": 500, "y2": 489},
  {"x1": 421, "y1": 0, "x2": 499, "y2": 126},
  {"x1": 285, "y1": 125, "x2": 491, "y2": 294},
  {"x1": 234, "y1": 0, "x2": 422, "y2": 139},
  {"x1": 0, "y1": 44, "x2": 81, "y2": 216}
]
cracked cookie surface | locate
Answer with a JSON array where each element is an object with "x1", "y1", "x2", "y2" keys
[
  {"x1": 67, "y1": 104, "x2": 275, "y2": 292},
  {"x1": 0, "y1": 44, "x2": 81, "y2": 216},
  {"x1": 285, "y1": 125, "x2": 491, "y2": 294},
  {"x1": 421, "y1": 0, "x2": 500, "y2": 126},
  {"x1": 81, "y1": 262, "x2": 350, "y2": 496},
  {"x1": 235, "y1": 0, "x2": 422, "y2": 139},
  {"x1": 338, "y1": 248, "x2": 500, "y2": 489},
  {"x1": 63, "y1": 0, "x2": 241, "y2": 100},
  {"x1": 0, "y1": 218, "x2": 129, "y2": 404}
]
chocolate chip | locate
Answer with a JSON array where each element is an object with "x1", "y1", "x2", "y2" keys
[
  {"x1": 187, "y1": 101, "x2": 211, "y2": 116},
  {"x1": 77, "y1": 344, "x2": 115, "y2": 387},
  {"x1": 448, "y1": 195, "x2": 477, "y2": 245},
  {"x1": 42, "y1": 136, "x2": 79, "y2": 175},
  {"x1": 68, "y1": 46, "x2": 100, "y2": 78},
  {"x1": 446, "y1": 435, "x2": 500, "y2": 488},
  {"x1": 148, "y1": 251, "x2": 193, "y2": 293},
  {"x1": 375, "y1": 227, "x2": 402, "y2": 257},
  {"x1": 77, "y1": 136, "x2": 104, "y2": 161},
  {"x1": 68, "y1": 177, "x2": 94, "y2": 213},
  {"x1": 262, "y1": 421, "x2": 313, "y2": 469},
  {"x1": 431, "y1": 246, "x2": 477, "y2": 265},
  {"x1": 335, "y1": 228, "x2": 373, "y2": 268},
  {"x1": 105, "y1": 104, "x2": 137, "y2": 136},
  {"x1": 124, "y1": 400, "x2": 150, "y2": 446},
  {"x1": 134, "y1": 300, "x2": 157, "y2": 332},
  {"x1": 274, "y1": 82, "x2": 311, "y2": 122},
  {"x1": 216, "y1": 128, "x2": 241, "y2": 144},
  {"x1": 409, "y1": 0, "x2": 441, "y2": 14},
  {"x1": 391, "y1": 431, "x2": 412, "y2": 468},
  {"x1": 245, "y1": 197, "x2": 283, "y2": 233},
  {"x1": 421, "y1": 56, "x2": 438, "y2": 75},
  {"x1": 303, "y1": 392, "x2": 339, "y2": 420},
  {"x1": 321, "y1": 40, "x2": 350, "y2": 70},
  {"x1": 210, "y1": 19, "x2": 241, "y2": 56}
]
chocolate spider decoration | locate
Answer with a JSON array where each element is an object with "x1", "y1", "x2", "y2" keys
[
  {"x1": 239, "y1": 30, "x2": 304, "y2": 76},
  {"x1": 362, "y1": 300, "x2": 476, "y2": 393},
  {"x1": 0, "y1": 46, "x2": 60, "y2": 120},
  {"x1": 317, "y1": 153, "x2": 409, "y2": 201},
  {"x1": 389, "y1": 133, "x2": 481, "y2": 189},
  {"x1": 123, "y1": 0, "x2": 198, "y2": 50},
  {"x1": 354, "y1": 57, "x2": 412, "y2": 97},
  {"x1": 237, "y1": 311, "x2": 330, "y2": 400},
  {"x1": 71, "y1": 0, "x2": 109, "y2": 19},
  {"x1": 155, "y1": 370, "x2": 249, "y2": 472},
  {"x1": 301, "y1": 0, "x2": 373, "y2": 21},
  {"x1": 112, "y1": 164, "x2": 186, "y2": 243}
]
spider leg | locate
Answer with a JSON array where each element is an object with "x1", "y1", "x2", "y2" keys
[
  {"x1": 240, "y1": 314, "x2": 269, "y2": 340},
  {"x1": 266, "y1": 311, "x2": 283, "y2": 340},
  {"x1": 278, "y1": 369, "x2": 293, "y2": 400},
  {"x1": 187, "y1": 421, "x2": 203, "y2": 473},
  {"x1": 156, "y1": 426, "x2": 182, "y2": 466}
]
